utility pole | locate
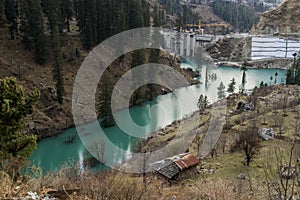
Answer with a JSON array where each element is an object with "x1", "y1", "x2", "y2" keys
[{"x1": 285, "y1": 39, "x2": 288, "y2": 58}]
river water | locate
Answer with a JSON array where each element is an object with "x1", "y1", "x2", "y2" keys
[{"x1": 29, "y1": 63, "x2": 286, "y2": 172}]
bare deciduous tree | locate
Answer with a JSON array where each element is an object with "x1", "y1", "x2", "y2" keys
[
  {"x1": 263, "y1": 142, "x2": 299, "y2": 200},
  {"x1": 231, "y1": 124, "x2": 261, "y2": 166},
  {"x1": 293, "y1": 110, "x2": 300, "y2": 138},
  {"x1": 272, "y1": 111, "x2": 286, "y2": 136}
]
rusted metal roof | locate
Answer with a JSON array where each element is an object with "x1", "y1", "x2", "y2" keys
[
  {"x1": 174, "y1": 154, "x2": 199, "y2": 171},
  {"x1": 150, "y1": 153, "x2": 200, "y2": 179}
]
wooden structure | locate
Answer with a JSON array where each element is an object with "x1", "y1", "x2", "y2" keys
[{"x1": 150, "y1": 153, "x2": 200, "y2": 180}]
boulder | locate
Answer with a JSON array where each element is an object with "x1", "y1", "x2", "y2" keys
[{"x1": 258, "y1": 128, "x2": 275, "y2": 140}]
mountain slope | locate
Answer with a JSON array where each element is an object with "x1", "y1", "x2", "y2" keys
[{"x1": 251, "y1": 0, "x2": 300, "y2": 35}]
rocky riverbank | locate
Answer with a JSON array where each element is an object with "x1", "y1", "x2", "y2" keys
[
  {"x1": 217, "y1": 58, "x2": 293, "y2": 69},
  {"x1": 136, "y1": 84, "x2": 300, "y2": 158}
]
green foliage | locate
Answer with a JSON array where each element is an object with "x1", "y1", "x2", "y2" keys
[
  {"x1": 241, "y1": 65, "x2": 247, "y2": 85},
  {"x1": 51, "y1": 25, "x2": 65, "y2": 104},
  {"x1": 198, "y1": 94, "x2": 209, "y2": 112},
  {"x1": 2, "y1": 0, "x2": 151, "y2": 55},
  {"x1": 162, "y1": 0, "x2": 180, "y2": 15},
  {"x1": 227, "y1": 78, "x2": 236, "y2": 94},
  {"x1": 286, "y1": 57, "x2": 300, "y2": 85},
  {"x1": 49, "y1": 0, "x2": 65, "y2": 104},
  {"x1": 217, "y1": 81, "x2": 226, "y2": 100},
  {"x1": 20, "y1": 0, "x2": 46, "y2": 65},
  {"x1": 259, "y1": 81, "x2": 268, "y2": 89},
  {"x1": 153, "y1": 4, "x2": 161, "y2": 27},
  {"x1": 77, "y1": 0, "x2": 97, "y2": 49},
  {"x1": 0, "y1": 0, "x2": 3, "y2": 27},
  {"x1": 76, "y1": 0, "x2": 150, "y2": 49},
  {"x1": 254, "y1": 1, "x2": 266, "y2": 13},
  {"x1": 4, "y1": 0, "x2": 18, "y2": 39},
  {"x1": 160, "y1": 0, "x2": 198, "y2": 26},
  {"x1": 180, "y1": 5, "x2": 199, "y2": 26},
  {"x1": 99, "y1": 74, "x2": 115, "y2": 128},
  {"x1": 0, "y1": 77, "x2": 39, "y2": 161},
  {"x1": 211, "y1": 0, "x2": 259, "y2": 32},
  {"x1": 131, "y1": 50, "x2": 146, "y2": 103},
  {"x1": 62, "y1": 0, "x2": 74, "y2": 32}
]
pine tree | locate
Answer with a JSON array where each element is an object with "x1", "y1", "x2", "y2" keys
[
  {"x1": 241, "y1": 64, "x2": 247, "y2": 85},
  {"x1": 4, "y1": 0, "x2": 18, "y2": 39},
  {"x1": 286, "y1": 67, "x2": 295, "y2": 85},
  {"x1": 128, "y1": 0, "x2": 144, "y2": 29},
  {"x1": 51, "y1": 25, "x2": 65, "y2": 104},
  {"x1": 274, "y1": 72, "x2": 278, "y2": 84},
  {"x1": 95, "y1": 0, "x2": 108, "y2": 43},
  {"x1": 259, "y1": 81, "x2": 265, "y2": 89},
  {"x1": 295, "y1": 59, "x2": 300, "y2": 85},
  {"x1": 227, "y1": 78, "x2": 236, "y2": 94},
  {"x1": 74, "y1": 0, "x2": 149, "y2": 48},
  {"x1": 217, "y1": 81, "x2": 226, "y2": 100},
  {"x1": 198, "y1": 94, "x2": 209, "y2": 113},
  {"x1": 99, "y1": 73, "x2": 115, "y2": 128},
  {"x1": 131, "y1": 49, "x2": 145, "y2": 103},
  {"x1": 77, "y1": 0, "x2": 97, "y2": 49},
  {"x1": 153, "y1": 4, "x2": 160, "y2": 27},
  {"x1": 0, "y1": 0, "x2": 4, "y2": 27},
  {"x1": 269, "y1": 75, "x2": 273, "y2": 85},
  {"x1": 148, "y1": 48, "x2": 159, "y2": 99},
  {"x1": 148, "y1": 47, "x2": 160, "y2": 99},
  {"x1": 20, "y1": 0, "x2": 46, "y2": 65},
  {"x1": 142, "y1": 0, "x2": 150, "y2": 27},
  {"x1": 61, "y1": 0, "x2": 73, "y2": 32},
  {"x1": 0, "y1": 77, "x2": 39, "y2": 162},
  {"x1": 49, "y1": 0, "x2": 65, "y2": 104}
]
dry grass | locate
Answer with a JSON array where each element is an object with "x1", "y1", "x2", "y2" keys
[
  {"x1": 0, "y1": 166, "x2": 257, "y2": 200},
  {"x1": 1, "y1": 140, "x2": 299, "y2": 199}
]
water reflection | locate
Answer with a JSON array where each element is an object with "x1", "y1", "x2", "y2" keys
[{"x1": 30, "y1": 29, "x2": 287, "y2": 172}]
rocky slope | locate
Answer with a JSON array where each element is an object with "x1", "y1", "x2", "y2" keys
[
  {"x1": 251, "y1": 0, "x2": 300, "y2": 36},
  {"x1": 205, "y1": 37, "x2": 251, "y2": 62}
]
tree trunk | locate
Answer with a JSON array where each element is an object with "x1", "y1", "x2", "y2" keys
[{"x1": 246, "y1": 155, "x2": 251, "y2": 166}]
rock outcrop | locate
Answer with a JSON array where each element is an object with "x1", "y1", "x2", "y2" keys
[
  {"x1": 251, "y1": 0, "x2": 300, "y2": 36},
  {"x1": 205, "y1": 37, "x2": 251, "y2": 62}
]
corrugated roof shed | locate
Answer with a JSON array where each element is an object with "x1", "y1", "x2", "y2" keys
[
  {"x1": 175, "y1": 154, "x2": 199, "y2": 170},
  {"x1": 151, "y1": 159, "x2": 174, "y2": 171},
  {"x1": 150, "y1": 153, "x2": 200, "y2": 179},
  {"x1": 157, "y1": 162, "x2": 180, "y2": 179}
]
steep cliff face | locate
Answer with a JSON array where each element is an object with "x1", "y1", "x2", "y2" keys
[{"x1": 251, "y1": 0, "x2": 300, "y2": 35}]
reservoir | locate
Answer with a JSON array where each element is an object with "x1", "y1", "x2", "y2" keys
[{"x1": 29, "y1": 64, "x2": 286, "y2": 172}]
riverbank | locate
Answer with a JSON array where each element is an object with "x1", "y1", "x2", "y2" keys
[
  {"x1": 7, "y1": 84, "x2": 300, "y2": 200},
  {"x1": 136, "y1": 84, "x2": 300, "y2": 157},
  {"x1": 217, "y1": 58, "x2": 293, "y2": 70},
  {"x1": 30, "y1": 66, "x2": 287, "y2": 171}
]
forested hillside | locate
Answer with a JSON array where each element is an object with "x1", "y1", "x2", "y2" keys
[
  {"x1": 0, "y1": 0, "x2": 200, "y2": 138},
  {"x1": 155, "y1": 0, "x2": 201, "y2": 26},
  {"x1": 211, "y1": 0, "x2": 259, "y2": 32},
  {"x1": 0, "y1": 0, "x2": 150, "y2": 56}
]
